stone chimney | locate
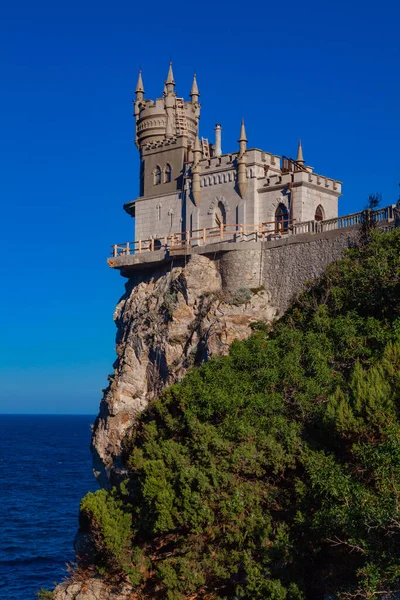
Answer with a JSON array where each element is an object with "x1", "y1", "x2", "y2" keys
[{"x1": 214, "y1": 124, "x2": 222, "y2": 157}]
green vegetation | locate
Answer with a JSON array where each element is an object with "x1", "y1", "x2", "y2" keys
[
  {"x1": 80, "y1": 229, "x2": 400, "y2": 599},
  {"x1": 36, "y1": 590, "x2": 54, "y2": 600}
]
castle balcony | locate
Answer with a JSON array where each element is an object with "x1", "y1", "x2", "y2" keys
[{"x1": 107, "y1": 205, "x2": 397, "y2": 274}]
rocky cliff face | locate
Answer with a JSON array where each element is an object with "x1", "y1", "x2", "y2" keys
[{"x1": 91, "y1": 253, "x2": 278, "y2": 488}]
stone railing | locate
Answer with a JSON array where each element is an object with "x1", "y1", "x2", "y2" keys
[
  {"x1": 110, "y1": 205, "x2": 397, "y2": 258},
  {"x1": 291, "y1": 205, "x2": 396, "y2": 236}
]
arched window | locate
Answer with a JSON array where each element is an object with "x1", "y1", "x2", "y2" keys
[
  {"x1": 156, "y1": 202, "x2": 162, "y2": 221},
  {"x1": 215, "y1": 201, "x2": 227, "y2": 227},
  {"x1": 275, "y1": 203, "x2": 289, "y2": 233},
  {"x1": 315, "y1": 205, "x2": 324, "y2": 222},
  {"x1": 154, "y1": 166, "x2": 161, "y2": 185},
  {"x1": 164, "y1": 164, "x2": 172, "y2": 183}
]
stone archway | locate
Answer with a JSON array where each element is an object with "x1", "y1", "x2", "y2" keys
[{"x1": 208, "y1": 196, "x2": 229, "y2": 218}]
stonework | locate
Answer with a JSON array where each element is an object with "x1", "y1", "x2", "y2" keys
[{"x1": 126, "y1": 64, "x2": 342, "y2": 246}]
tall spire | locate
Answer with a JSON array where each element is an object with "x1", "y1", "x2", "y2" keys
[
  {"x1": 134, "y1": 70, "x2": 144, "y2": 125},
  {"x1": 164, "y1": 62, "x2": 176, "y2": 137},
  {"x1": 190, "y1": 73, "x2": 199, "y2": 102},
  {"x1": 296, "y1": 139, "x2": 304, "y2": 164},
  {"x1": 166, "y1": 62, "x2": 175, "y2": 89},
  {"x1": 238, "y1": 118, "x2": 248, "y2": 143},
  {"x1": 135, "y1": 70, "x2": 144, "y2": 95}
]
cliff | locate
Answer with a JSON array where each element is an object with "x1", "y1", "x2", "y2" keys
[{"x1": 91, "y1": 253, "x2": 278, "y2": 488}]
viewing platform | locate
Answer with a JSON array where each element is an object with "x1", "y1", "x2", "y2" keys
[{"x1": 107, "y1": 205, "x2": 397, "y2": 275}]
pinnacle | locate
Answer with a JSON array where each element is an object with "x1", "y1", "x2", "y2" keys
[
  {"x1": 135, "y1": 70, "x2": 144, "y2": 94},
  {"x1": 190, "y1": 73, "x2": 199, "y2": 97},
  {"x1": 166, "y1": 62, "x2": 175, "y2": 85},
  {"x1": 238, "y1": 118, "x2": 248, "y2": 142},
  {"x1": 297, "y1": 139, "x2": 304, "y2": 164}
]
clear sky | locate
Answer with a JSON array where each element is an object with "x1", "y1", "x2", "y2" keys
[{"x1": 1, "y1": 0, "x2": 399, "y2": 414}]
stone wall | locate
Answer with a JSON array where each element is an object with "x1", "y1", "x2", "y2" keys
[{"x1": 261, "y1": 227, "x2": 358, "y2": 310}]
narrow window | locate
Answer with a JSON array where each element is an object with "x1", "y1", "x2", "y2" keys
[
  {"x1": 164, "y1": 164, "x2": 172, "y2": 183},
  {"x1": 154, "y1": 166, "x2": 161, "y2": 185},
  {"x1": 275, "y1": 203, "x2": 289, "y2": 233},
  {"x1": 156, "y1": 203, "x2": 162, "y2": 221},
  {"x1": 315, "y1": 205, "x2": 324, "y2": 221}
]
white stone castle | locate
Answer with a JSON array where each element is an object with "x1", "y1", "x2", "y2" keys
[{"x1": 123, "y1": 64, "x2": 342, "y2": 248}]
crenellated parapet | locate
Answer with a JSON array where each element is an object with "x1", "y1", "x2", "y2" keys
[
  {"x1": 261, "y1": 169, "x2": 342, "y2": 195},
  {"x1": 134, "y1": 65, "x2": 200, "y2": 151}
]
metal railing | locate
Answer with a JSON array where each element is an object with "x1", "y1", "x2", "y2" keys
[{"x1": 110, "y1": 205, "x2": 396, "y2": 258}]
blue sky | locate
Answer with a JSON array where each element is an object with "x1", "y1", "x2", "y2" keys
[{"x1": 1, "y1": 0, "x2": 399, "y2": 413}]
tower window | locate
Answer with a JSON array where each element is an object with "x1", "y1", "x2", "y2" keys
[
  {"x1": 154, "y1": 166, "x2": 162, "y2": 185},
  {"x1": 275, "y1": 203, "x2": 289, "y2": 233},
  {"x1": 315, "y1": 205, "x2": 324, "y2": 221},
  {"x1": 164, "y1": 164, "x2": 172, "y2": 183},
  {"x1": 156, "y1": 203, "x2": 162, "y2": 221}
]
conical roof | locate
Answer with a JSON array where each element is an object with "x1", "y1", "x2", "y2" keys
[
  {"x1": 190, "y1": 74, "x2": 199, "y2": 97},
  {"x1": 135, "y1": 70, "x2": 144, "y2": 94},
  {"x1": 297, "y1": 139, "x2": 304, "y2": 163},
  {"x1": 238, "y1": 118, "x2": 248, "y2": 142},
  {"x1": 166, "y1": 62, "x2": 175, "y2": 85}
]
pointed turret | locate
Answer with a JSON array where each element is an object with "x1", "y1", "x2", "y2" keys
[
  {"x1": 165, "y1": 62, "x2": 175, "y2": 94},
  {"x1": 296, "y1": 139, "x2": 304, "y2": 165},
  {"x1": 164, "y1": 62, "x2": 176, "y2": 138},
  {"x1": 133, "y1": 70, "x2": 145, "y2": 139},
  {"x1": 237, "y1": 119, "x2": 248, "y2": 199},
  {"x1": 135, "y1": 70, "x2": 144, "y2": 98},
  {"x1": 238, "y1": 118, "x2": 248, "y2": 143},
  {"x1": 190, "y1": 74, "x2": 200, "y2": 103}
]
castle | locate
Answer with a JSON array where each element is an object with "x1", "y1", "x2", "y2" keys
[{"x1": 122, "y1": 63, "x2": 342, "y2": 249}]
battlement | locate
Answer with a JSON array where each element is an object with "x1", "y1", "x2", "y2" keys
[
  {"x1": 198, "y1": 149, "x2": 281, "y2": 171},
  {"x1": 262, "y1": 170, "x2": 342, "y2": 195}
]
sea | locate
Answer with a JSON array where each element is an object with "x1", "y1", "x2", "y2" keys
[{"x1": 0, "y1": 415, "x2": 99, "y2": 600}]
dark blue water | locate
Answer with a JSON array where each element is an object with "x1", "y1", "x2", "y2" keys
[{"x1": 0, "y1": 415, "x2": 98, "y2": 600}]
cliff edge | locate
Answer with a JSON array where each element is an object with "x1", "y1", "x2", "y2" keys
[{"x1": 91, "y1": 252, "x2": 278, "y2": 488}]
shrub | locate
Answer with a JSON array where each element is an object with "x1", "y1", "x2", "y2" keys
[
  {"x1": 36, "y1": 590, "x2": 54, "y2": 600},
  {"x1": 80, "y1": 229, "x2": 400, "y2": 598}
]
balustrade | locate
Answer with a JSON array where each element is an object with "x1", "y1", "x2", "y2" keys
[{"x1": 110, "y1": 205, "x2": 397, "y2": 258}]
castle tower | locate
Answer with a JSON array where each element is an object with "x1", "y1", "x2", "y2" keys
[{"x1": 133, "y1": 63, "x2": 201, "y2": 199}]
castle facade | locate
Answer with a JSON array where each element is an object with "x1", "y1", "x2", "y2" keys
[{"x1": 124, "y1": 64, "x2": 342, "y2": 245}]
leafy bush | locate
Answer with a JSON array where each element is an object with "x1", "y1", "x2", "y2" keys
[
  {"x1": 36, "y1": 590, "x2": 54, "y2": 600},
  {"x1": 80, "y1": 229, "x2": 400, "y2": 599},
  {"x1": 79, "y1": 487, "x2": 149, "y2": 584}
]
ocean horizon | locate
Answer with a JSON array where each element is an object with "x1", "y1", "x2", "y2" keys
[{"x1": 0, "y1": 414, "x2": 98, "y2": 599}]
